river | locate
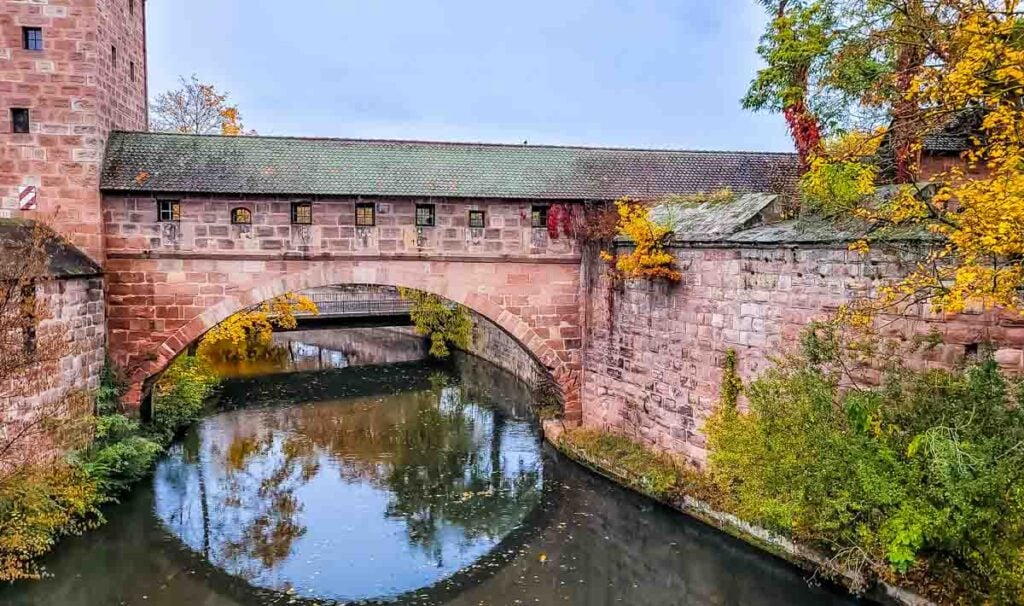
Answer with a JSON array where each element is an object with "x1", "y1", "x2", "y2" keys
[{"x1": 0, "y1": 327, "x2": 860, "y2": 606}]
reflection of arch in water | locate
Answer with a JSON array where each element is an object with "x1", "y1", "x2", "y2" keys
[
  {"x1": 149, "y1": 445, "x2": 565, "y2": 606},
  {"x1": 150, "y1": 363, "x2": 562, "y2": 605}
]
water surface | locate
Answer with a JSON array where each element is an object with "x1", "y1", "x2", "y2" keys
[{"x1": 0, "y1": 328, "x2": 860, "y2": 606}]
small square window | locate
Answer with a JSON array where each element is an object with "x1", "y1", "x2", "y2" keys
[
  {"x1": 11, "y1": 108, "x2": 30, "y2": 134},
  {"x1": 355, "y1": 202, "x2": 375, "y2": 227},
  {"x1": 416, "y1": 204, "x2": 435, "y2": 227},
  {"x1": 157, "y1": 200, "x2": 180, "y2": 222},
  {"x1": 23, "y1": 28, "x2": 43, "y2": 51},
  {"x1": 468, "y1": 210, "x2": 486, "y2": 228},
  {"x1": 291, "y1": 202, "x2": 312, "y2": 225},
  {"x1": 231, "y1": 207, "x2": 252, "y2": 225},
  {"x1": 531, "y1": 205, "x2": 549, "y2": 228}
]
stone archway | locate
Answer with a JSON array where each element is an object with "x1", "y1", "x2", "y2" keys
[{"x1": 110, "y1": 258, "x2": 582, "y2": 420}]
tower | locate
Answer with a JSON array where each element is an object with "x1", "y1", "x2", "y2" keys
[{"x1": 1, "y1": 0, "x2": 148, "y2": 261}]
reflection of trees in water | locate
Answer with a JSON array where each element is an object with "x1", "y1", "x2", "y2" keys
[
  {"x1": 172, "y1": 420, "x2": 318, "y2": 583},
  {"x1": 162, "y1": 369, "x2": 541, "y2": 580}
]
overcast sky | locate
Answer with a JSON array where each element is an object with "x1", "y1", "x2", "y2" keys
[{"x1": 146, "y1": 0, "x2": 793, "y2": 152}]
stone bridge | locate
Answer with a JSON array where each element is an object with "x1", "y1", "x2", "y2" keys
[{"x1": 97, "y1": 132, "x2": 800, "y2": 420}]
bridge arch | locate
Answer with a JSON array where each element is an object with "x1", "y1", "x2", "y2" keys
[{"x1": 114, "y1": 258, "x2": 581, "y2": 419}]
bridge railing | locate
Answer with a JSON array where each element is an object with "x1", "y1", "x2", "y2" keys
[{"x1": 299, "y1": 291, "x2": 413, "y2": 318}]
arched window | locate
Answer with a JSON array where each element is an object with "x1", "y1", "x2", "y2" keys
[{"x1": 231, "y1": 207, "x2": 252, "y2": 225}]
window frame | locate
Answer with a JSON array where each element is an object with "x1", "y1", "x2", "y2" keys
[
  {"x1": 468, "y1": 210, "x2": 486, "y2": 229},
  {"x1": 531, "y1": 205, "x2": 549, "y2": 228},
  {"x1": 10, "y1": 108, "x2": 30, "y2": 134},
  {"x1": 415, "y1": 203, "x2": 436, "y2": 228},
  {"x1": 355, "y1": 202, "x2": 376, "y2": 227},
  {"x1": 157, "y1": 200, "x2": 181, "y2": 222},
  {"x1": 291, "y1": 201, "x2": 313, "y2": 225},
  {"x1": 230, "y1": 207, "x2": 252, "y2": 225},
  {"x1": 22, "y1": 27, "x2": 43, "y2": 51}
]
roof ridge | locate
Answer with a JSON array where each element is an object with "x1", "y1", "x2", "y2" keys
[{"x1": 109, "y1": 130, "x2": 798, "y2": 157}]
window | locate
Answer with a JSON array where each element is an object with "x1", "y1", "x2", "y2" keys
[
  {"x1": 468, "y1": 210, "x2": 486, "y2": 228},
  {"x1": 157, "y1": 200, "x2": 180, "y2": 222},
  {"x1": 111, "y1": 45, "x2": 117, "y2": 67},
  {"x1": 130, "y1": 61, "x2": 135, "y2": 82},
  {"x1": 531, "y1": 205, "x2": 549, "y2": 228},
  {"x1": 21, "y1": 284, "x2": 36, "y2": 354},
  {"x1": 355, "y1": 202, "x2": 375, "y2": 226},
  {"x1": 129, "y1": 0, "x2": 135, "y2": 16},
  {"x1": 415, "y1": 204, "x2": 435, "y2": 227},
  {"x1": 291, "y1": 202, "x2": 312, "y2": 225},
  {"x1": 11, "y1": 108, "x2": 30, "y2": 134},
  {"x1": 22, "y1": 27, "x2": 43, "y2": 51},
  {"x1": 230, "y1": 207, "x2": 252, "y2": 224}
]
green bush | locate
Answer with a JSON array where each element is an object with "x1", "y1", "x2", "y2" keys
[
  {"x1": 148, "y1": 354, "x2": 220, "y2": 443},
  {"x1": 399, "y1": 288, "x2": 473, "y2": 359},
  {"x1": 79, "y1": 435, "x2": 163, "y2": 496},
  {"x1": 1, "y1": 354, "x2": 221, "y2": 582},
  {"x1": 705, "y1": 325, "x2": 1024, "y2": 603}
]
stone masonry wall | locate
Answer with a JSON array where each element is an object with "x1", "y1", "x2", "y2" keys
[
  {"x1": 1, "y1": 0, "x2": 147, "y2": 260},
  {"x1": 102, "y1": 195, "x2": 577, "y2": 259},
  {"x1": 1, "y1": 275, "x2": 105, "y2": 469},
  {"x1": 465, "y1": 312, "x2": 547, "y2": 387},
  {"x1": 582, "y1": 244, "x2": 1024, "y2": 465}
]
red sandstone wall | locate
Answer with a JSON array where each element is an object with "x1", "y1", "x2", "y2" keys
[
  {"x1": 1, "y1": 0, "x2": 146, "y2": 260},
  {"x1": 102, "y1": 195, "x2": 579, "y2": 258},
  {"x1": 582, "y1": 245, "x2": 1024, "y2": 465}
]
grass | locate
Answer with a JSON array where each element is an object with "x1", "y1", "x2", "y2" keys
[{"x1": 557, "y1": 428, "x2": 682, "y2": 499}]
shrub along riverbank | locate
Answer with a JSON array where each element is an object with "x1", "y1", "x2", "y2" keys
[
  {"x1": 0, "y1": 355, "x2": 219, "y2": 581},
  {"x1": 558, "y1": 325, "x2": 1024, "y2": 605}
]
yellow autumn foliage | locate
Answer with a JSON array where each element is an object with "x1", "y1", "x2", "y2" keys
[
  {"x1": 806, "y1": 5, "x2": 1024, "y2": 317},
  {"x1": 198, "y1": 293, "x2": 318, "y2": 362},
  {"x1": 600, "y1": 197, "x2": 682, "y2": 282}
]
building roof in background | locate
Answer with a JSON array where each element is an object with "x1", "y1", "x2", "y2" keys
[
  {"x1": 0, "y1": 220, "x2": 102, "y2": 278},
  {"x1": 100, "y1": 132, "x2": 800, "y2": 200}
]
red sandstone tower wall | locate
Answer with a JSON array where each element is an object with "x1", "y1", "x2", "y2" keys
[{"x1": 1, "y1": 0, "x2": 147, "y2": 261}]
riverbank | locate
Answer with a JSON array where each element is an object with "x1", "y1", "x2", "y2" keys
[
  {"x1": 541, "y1": 421, "x2": 934, "y2": 606},
  {"x1": 0, "y1": 355, "x2": 219, "y2": 582}
]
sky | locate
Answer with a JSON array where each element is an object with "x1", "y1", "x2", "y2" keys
[{"x1": 145, "y1": 0, "x2": 793, "y2": 152}]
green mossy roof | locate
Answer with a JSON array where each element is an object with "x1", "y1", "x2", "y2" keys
[{"x1": 101, "y1": 132, "x2": 801, "y2": 199}]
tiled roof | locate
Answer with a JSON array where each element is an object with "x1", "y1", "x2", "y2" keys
[{"x1": 100, "y1": 132, "x2": 799, "y2": 200}]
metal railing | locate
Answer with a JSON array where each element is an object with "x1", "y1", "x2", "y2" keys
[{"x1": 299, "y1": 291, "x2": 413, "y2": 318}]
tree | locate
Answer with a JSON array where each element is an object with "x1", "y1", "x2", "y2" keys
[
  {"x1": 0, "y1": 222, "x2": 92, "y2": 483},
  {"x1": 197, "y1": 293, "x2": 318, "y2": 363},
  {"x1": 398, "y1": 289, "x2": 473, "y2": 359},
  {"x1": 150, "y1": 74, "x2": 254, "y2": 136},
  {"x1": 747, "y1": 1, "x2": 1024, "y2": 315}
]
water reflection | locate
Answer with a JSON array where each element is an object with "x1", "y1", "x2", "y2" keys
[
  {"x1": 154, "y1": 362, "x2": 543, "y2": 602},
  {"x1": 0, "y1": 327, "x2": 863, "y2": 606},
  {"x1": 207, "y1": 327, "x2": 428, "y2": 377}
]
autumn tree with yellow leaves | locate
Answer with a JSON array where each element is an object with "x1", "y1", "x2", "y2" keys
[
  {"x1": 151, "y1": 74, "x2": 254, "y2": 136},
  {"x1": 600, "y1": 197, "x2": 683, "y2": 282},
  {"x1": 198, "y1": 293, "x2": 318, "y2": 363},
  {"x1": 748, "y1": 0, "x2": 1024, "y2": 317}
]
